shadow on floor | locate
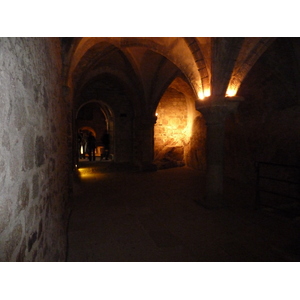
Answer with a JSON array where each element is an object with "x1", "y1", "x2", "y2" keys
[{"x1": 67, "y1": 161, "x2": 300, "y2": 262}]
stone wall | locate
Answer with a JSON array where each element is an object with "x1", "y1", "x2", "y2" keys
[
  {"x1": 0, "y1": 38, "x2": 70, "y2": 261},
  {"x1": 184, "y1": 113, "x2": 207, "y2": 172},
  {"x1": 154, "y1": 88, "x2": 188, "y2": 169},
  {"x1": 224, "y1": 38, "x2": 300, "y2": 185}
]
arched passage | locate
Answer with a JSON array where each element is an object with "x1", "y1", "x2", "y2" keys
[
  {"x1": 76, "y1": 100, "x2": 114, "y2": 160},
  {"x1": 75, "y1": 72, "x2": 135, "y2": 164},
  {"x1": 154, "y1": 88, "x2": 188, "y2": 169},
  {"x1": 153, "y1": 77, "x2": 201, "y2": 169}
]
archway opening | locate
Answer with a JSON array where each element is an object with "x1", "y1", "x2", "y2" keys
[
  {"x1": 154, "y1": 86, "x2": 192, "y2": 169},
  {"x1": 76, "y1": 101, "x2": 113, "y2": 160}
]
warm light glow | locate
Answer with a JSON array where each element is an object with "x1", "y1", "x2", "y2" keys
[
  {"x1": 198, "y1": 89, "x2": 211, "y2": 100},
  {"x1": 154, "y1": 93, "x2": 193, "y2": 158},
  {"x1": 225, "y1": 87, "x2": 238, "y2": 97},
  {"x1": 155, "y1": 112, "x2": 158, "y2": 116},
  {"x1": 198, "y1": 91, "x2": 204, "y2": 100},
  {"x1": 78, "y1": 167, "x2": 105, "y2": 180},
  {"x1": 204, "y1": 89, "x2": 211, "y2": 97}
]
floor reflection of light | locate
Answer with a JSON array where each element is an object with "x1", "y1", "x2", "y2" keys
[{"x1": 78, "y1": 167, "x2": 105, "y2": 180}]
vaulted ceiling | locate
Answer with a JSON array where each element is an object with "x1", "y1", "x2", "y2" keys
[{"x1": 62, "y1": 37, "x2": 276, "y2": 106}]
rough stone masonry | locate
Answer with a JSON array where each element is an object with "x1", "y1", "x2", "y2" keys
[{"x1": 0, "y1": 37, "x2": 71, "y2": 261}]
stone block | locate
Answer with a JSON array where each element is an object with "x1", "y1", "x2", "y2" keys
[
  {"x1": 18, "y1": 181, "x2": 29, "y2": 211},
  {"x1": 16, "y1": 238, "x2": 26, "y2": 262},
  {"x1": 32, "y1": 173, "x2": 39, "y2": 199},
  {"x1": 35, "y1": 135, "x2": 45, "y2": 167},
  {"x1": 23, "y1": 131, "x2": 34, "y2": 170},
  {"x1": 28, "y1": 231, "x2": 37, "y2": 252},
  {"x1": 0, "y1": 199, "x2": 12, "y2": 233},
  {"x1": 5, "y1": 223, "x2": 23, "y2": 261}
]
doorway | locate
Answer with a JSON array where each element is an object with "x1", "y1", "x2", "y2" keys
[{"x1": 76, "y1": 101, "x2": 113, "y2": 161}]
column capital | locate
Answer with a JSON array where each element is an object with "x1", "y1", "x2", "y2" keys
[{"x1": 196, "y1": 96, "x2": 244, "y2": 125}]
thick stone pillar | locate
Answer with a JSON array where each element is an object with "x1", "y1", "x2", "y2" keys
[
  {"x1": 135, "y1": 115, "x2": 157, "y2": 171},
  {"x1": 196, "y1": 96, "x2": 243, "y2": 208},
  {"x1": 62, "y1": 85, "x2": 75, "y2": 170}
]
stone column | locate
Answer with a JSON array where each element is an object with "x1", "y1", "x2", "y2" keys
[
  {"x1": 196, "y1": 96, "x2": 243, "y2": 208},
  {"x1": 62, "y1": 85, "x2": 75, "y2": 170},
  {"x1": 135, "y1": 115, "x2": 158, "y2": 171}
]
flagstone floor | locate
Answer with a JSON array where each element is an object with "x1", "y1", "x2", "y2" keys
[{"x1": 67, "y1": 160, "x2": 300, "y2": 262}]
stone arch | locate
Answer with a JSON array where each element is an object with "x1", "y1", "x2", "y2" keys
[
  {"x1": 75, "y1": 72, "x2": 135, "y2": 163},
  {"x1": 153, "y1": 77, "x2": 199, "y2": 169},
  {"x1": 76, "y1": 99, "x2": 114, "y2": 124},
  {"x1": 184, "y1": 37, "x2": 210, "y2": 98},
  {"x1": 74, "y1": 68, "x2": 144, "y2": 118},
  {"x1": 226, "y1": 38, "x2": 276, "y2": 96},
  {"x1": 76, "y1": 100, "x2": 114, "y2": 160},
  {"x1": 67, "y1": 37, "x2": 202, "y2": 99},
  {"x1": 78, "y1": 126, "x2": 97, "y2": 137}
]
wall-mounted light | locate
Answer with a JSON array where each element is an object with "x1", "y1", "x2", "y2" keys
[
  {"x1": 225, "y1": 86, "x2": 238, "y2": 97},
  {"x1": 198, "y1": 91, "x2": 204, "y2": 100},
  {"x1": 154, "y1": 112, "x2": 158, "y2": 124},
  {"x1": 198, "y1": 89, "x2": 211, "y2": 100}
]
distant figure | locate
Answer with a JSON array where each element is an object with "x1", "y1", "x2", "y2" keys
[
  {"x1": 87, "y1": 132, "x2": 96, "y2": 161},
  {"x1": 101, "y1": 130, "x2": 110, "y2": 160},
  {"x1": 81, "y1": 131, "x2": 88, "y2": 159},
  {"x1": 78, "y1": 130, "x2": 83, "y2": 159}
]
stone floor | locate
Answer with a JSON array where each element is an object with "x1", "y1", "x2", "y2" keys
[{"x1": 67, "y1": 159, "x2": 300, "y2": 262}]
